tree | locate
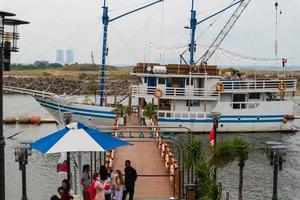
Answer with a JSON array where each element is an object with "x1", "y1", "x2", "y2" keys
[
  {"x1": 209, "y1": 137, "x2": 250, "y2": 200},
  {"x1": 143, "y1": 103, "x2": 157, "y2": 119},
  {"x1": 184, "y1": 139, "x2": 221, "y2": 200},
  {"x1": 184, "y1": 139, "x2": 204, "y2": 170},
  {"x1": 86, "y1": 84, "x2": 99, "y2": 104}
]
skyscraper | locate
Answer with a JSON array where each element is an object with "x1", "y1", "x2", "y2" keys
[
  {"x1": 66, "y1": 49, "x2": 74, "y2": 64},
  {"x1": 56, "y1": 49, "x2": 64, "y2": 64}
]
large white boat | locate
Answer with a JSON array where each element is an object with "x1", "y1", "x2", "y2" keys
[{"x1": 129, "y1": 63, "x2": 297, "y2": 132}]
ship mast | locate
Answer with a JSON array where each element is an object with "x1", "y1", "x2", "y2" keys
[
  {"x1": 99, "y1": 0, "x2": 163, "y2": 106},
  {"x1": 189, "y1": 0, "x2": 197, "y2": 66}
]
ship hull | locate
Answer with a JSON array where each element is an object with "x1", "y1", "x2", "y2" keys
[
  {"x1": 157, "y1": 101, "x2": 295, "y2": 132},
  {"x1": 35, "y1": 97, "x2": 115, "y2": 127}
]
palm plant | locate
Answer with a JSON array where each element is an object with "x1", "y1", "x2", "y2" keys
[
  {"x1": 184, "y1": 139, "x2": 221, "y2": 200},
  {"x1": 209, "y1": 137, "x2": 250, "y2": 200},
  {"x1": 195, "y1": 162, "x2": 220, "y2": 200},
  {"x1": 114, "y1": 104, "x2": 126, "y2": 117},
  {"x1": 143, "y1": 103, "x2": 158, "y2": 119},
  {"x1": 184, "y1": 139, "x2": 204, "y2": 169}
]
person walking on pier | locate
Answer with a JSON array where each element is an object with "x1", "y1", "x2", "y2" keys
[
  {"x1": 113, "y1": 169, "x2": 124, "y2": 200},
  {"x1": 122, "y1": 160, "x2": 137, "y2": 200},
  {"x1": 81, "y1": 164, "x2": 91, "y2": 200}
]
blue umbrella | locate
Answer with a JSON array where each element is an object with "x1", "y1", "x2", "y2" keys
[{"x1": 32, "y1": 122, "x2": 131, "y2": 154}]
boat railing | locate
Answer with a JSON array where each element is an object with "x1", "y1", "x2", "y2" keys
[
  {"x1": 131, "y1": 85, "x2": 218, "y2": 99},
  {"x1": 4, "y1": 86, "x2": 55, "y2": 99},
  {"x1": 221, "y1": 79, "x2": 297, "y2": 92},
  {"x1": 158, "y1": 110, "x2": 209, "y2": 119}
]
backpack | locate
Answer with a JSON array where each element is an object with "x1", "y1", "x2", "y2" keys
[{"x1": 88, "y1": 180, "x2": 96, "y2": 200}]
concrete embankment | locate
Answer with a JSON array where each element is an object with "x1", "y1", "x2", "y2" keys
[{"x1": 4, "y1": 76, "x2": 138, "y2": 95}]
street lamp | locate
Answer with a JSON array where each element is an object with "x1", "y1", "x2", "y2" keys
[
  {"x1": 266, "y1": 141, "x2": 287, "y2": 200},
  {"x1": 14, "y1": 142, "x2": 32, "y2": 200},
  {"x1": 0, "y1": 11, "x2": 29, "y2": 200}
]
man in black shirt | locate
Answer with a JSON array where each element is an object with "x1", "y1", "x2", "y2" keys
[{"x1": 122, "y1": 160, "x2": 137, "y2": 200}]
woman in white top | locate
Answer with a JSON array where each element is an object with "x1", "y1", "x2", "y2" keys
[{"x1": 113, "y1": 169, "x2": 124, "y2": 200}]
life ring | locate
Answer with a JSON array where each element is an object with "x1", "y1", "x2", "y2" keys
[
  {"x1": 278, "y1": 81, "x2": 287, "y2": 91},
  {"x1": 154, "y1": 88, "x2": 163, "y2": 98},
  {"x1": 216, "y1": 82, "x2": 224, "y2": 92}
]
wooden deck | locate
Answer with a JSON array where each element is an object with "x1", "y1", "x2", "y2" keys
[{"x1": 113, "y1": 115, "x2": 174, "y2": 199}]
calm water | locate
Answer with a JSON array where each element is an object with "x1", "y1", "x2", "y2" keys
[{"x1": 4, "y1": 95, "x2": 300, "y2": 200}]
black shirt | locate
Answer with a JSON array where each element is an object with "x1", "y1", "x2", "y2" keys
[{"x1": 124, "y1": 166, "x2": 137, "y2": 189}]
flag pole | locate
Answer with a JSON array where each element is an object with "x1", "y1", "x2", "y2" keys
[{"x1": 211, "y1": 112, "x2": 220, "y2": 182}]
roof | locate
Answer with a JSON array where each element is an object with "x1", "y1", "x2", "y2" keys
[
  {"x1": 3, "y1": 18, "x2": 30, "y2": 25},
  {"x1": 0, "y1": 11, "x2": 15, "y2": 17}
]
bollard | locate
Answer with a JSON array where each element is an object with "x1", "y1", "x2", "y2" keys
[{"x1": 185, "y1": 184, "x2": 196, "y2": 200}]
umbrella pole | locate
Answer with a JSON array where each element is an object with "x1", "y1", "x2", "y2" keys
[
  {"x1": 99, "y1": 152, "x2": 102, "y2": 166},
  {"x1": 94, "y1": 152, "x2": 97, "y2": 172},
  {"x1": 90, "y1": 152, "x2": 93, "y2": 176},
  {"x1": 67, "y1": 152, "x2": 71, "y2": 181}
]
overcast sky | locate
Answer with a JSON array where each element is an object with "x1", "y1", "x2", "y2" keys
[{"x1": 1, "y1": 0, "x2": 300, "y2": 67}]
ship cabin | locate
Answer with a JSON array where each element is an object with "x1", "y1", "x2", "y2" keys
[{"x1": 130, "y1": 63, "x2": 297, "y2": 120}]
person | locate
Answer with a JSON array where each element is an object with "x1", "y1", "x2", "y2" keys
[
  {"x1": 58, "y1": 186, "x2": 74, "y2": 200},
  {"x1": 94, "y1": 172, "x2": 106, "y2": 200},
  {"x1": 81, "y1": 164, "x2": 91, "y2": 200},
  {"x1": 122, "y1": 160, "x2": 137, "y2": 200},
  {"x1": 89, "y1": 172, "x2": 100, "y2": 200},
  {"x1": 50, "y1": 195, "x2": 60, "y2": 200},
  {"x1": 113, "y1": 169, "x2": 124, "y2": 200},
  {"x1": 62, "y1": 179, "x2": 74, "y2": 196},
  {"x1": 99, "y1": 165, "x2": 111, "y2": 200}
]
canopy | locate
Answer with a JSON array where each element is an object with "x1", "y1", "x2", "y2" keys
[{"x1": 32, "y1": 122, "x2": 130, "y2": 154}]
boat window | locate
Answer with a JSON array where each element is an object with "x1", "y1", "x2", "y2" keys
[
  {"x1": 186, "y1": 100, "x2": 200, "y2": 107},
  {"x1": 144, "y1": 77, "x2": 147, "y2": 83},
  {"x1": 186, "y1": 78, "x2": 194, "y2": 86},
  {"x1": 158, "y1": 78, "x2": 165, "y2": 84},
  {"x1": 249, "y1": 93, "x2": 260, "y2": 99},
  {"x1": 166, "y1": 78, "x2": 172, "y2": 87}
]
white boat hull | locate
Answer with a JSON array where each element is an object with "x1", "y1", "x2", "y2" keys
[
  {"x1": 35, "y1": 97, "x2": 115, "y2": 127},
  {"x1": 158, "y1": 101, "x2": 295, "y2": 132}
]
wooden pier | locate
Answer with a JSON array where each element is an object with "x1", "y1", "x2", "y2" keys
[{"x1": 113, "y1": 115, "x2": 175, "y2": 199}]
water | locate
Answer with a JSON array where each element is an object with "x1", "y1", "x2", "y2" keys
[{"x1": 3, "y1": 95, "x2": 300, "y2": 199}]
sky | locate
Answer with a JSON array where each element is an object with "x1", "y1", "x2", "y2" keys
[{"x1": 1, "y1": 0, "x2": 300, "y2": 67}]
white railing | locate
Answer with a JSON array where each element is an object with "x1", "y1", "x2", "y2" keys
[
  {"x1": 221, "y1": 79, "x2": 297, "y2": 92},
  {"x1": 158, "y1": 110, "x2": 209, "y2": 119},
  {"x1": 4, "y1": 86, "x2": 55, "y2": 99},
  {"x1": 131, "y1": 85, "x2": 218, "y2": 99}
]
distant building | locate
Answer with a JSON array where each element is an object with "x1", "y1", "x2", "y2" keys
[
  {"x1": 56, "y1": 49, "x2": 64, "y2": 64},
  {"x1": 66, "y1": 49, "x2": 74, "y2": 64},
  {"x1": 34, "y1": 60, "x2": 49, "y2": 66}
]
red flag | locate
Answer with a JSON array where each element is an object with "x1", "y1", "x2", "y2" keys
[
  {"x1": 282, "y1": 58, "x2": 287, "y2": 67},
  {"x1": 57, "y1": 152, "x2": 68, "y2": 173},
  {"x1": 209, "y1": 128, "x2": 215, "y2": 148}
]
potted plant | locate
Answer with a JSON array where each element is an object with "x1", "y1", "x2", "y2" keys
[
  {"x1": 114, "y1": 104, "x2": 126, "y2": 125},
  {"x1": 143, "y1": 103, "x2": 158, "y2": 126}
]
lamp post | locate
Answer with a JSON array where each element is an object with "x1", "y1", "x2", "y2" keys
[
  {"x1": 14, "y1": 143, "x2": 32, "y2": 200},
  {"x1": 0, "y1": 11, "x2": 29, "y2": 200},
  {"x1": 266, "y1": 141, "x2": 287, "y2": 200}
]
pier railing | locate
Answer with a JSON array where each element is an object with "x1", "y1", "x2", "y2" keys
[
  {"x1": 221, "y1": 79, "x2": 297, "y2": 92},
  {"x1": 131, "y1": 85, "x2": 218, "y2": 100},
  {"x1": 4, "y1": 86, "x2": 55, "y2": 98}
]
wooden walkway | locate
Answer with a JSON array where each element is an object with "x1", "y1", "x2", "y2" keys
[{"x1": 113, "y1": 115, "x2": 174, "y2": 199}]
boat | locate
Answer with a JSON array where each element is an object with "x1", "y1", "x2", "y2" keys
[
  {"x1": 129, "y1": 63, "x2": 297, "y2": 132},
  {"x1": 32, "y1": 0, "x2": 297, "y2": 132}
]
